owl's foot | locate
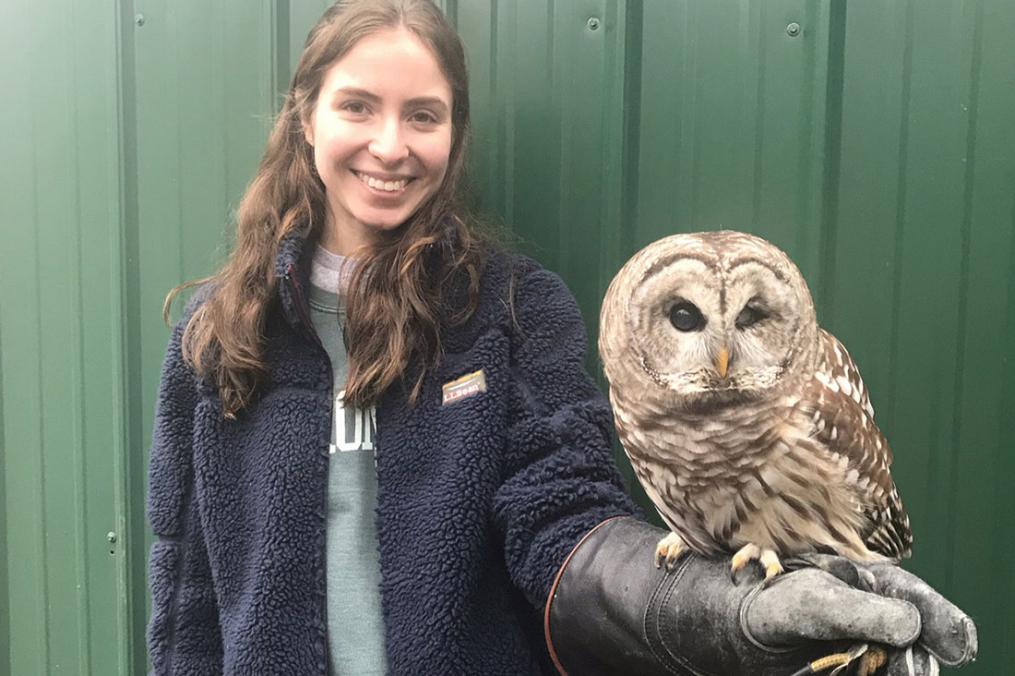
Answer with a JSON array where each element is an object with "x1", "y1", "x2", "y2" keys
[
  {"x1": 805, "y1": 643, "x2": 880, "y2": 676},
  {"x1": 654, "y1": 532, "x2": 688, "y2": 570},
  {"x1": 855, "y1": 645, "x2": 887, "y2": 676},
  {"x1": 730, "y1": 543, "x2": 784, "y2": 584}
]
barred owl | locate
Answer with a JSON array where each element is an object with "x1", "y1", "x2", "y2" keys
[{"x1": 598, "y1": 231, "x2": 912, "y2": 578}]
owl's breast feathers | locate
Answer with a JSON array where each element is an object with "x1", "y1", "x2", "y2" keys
[{"x1": 611, "y1": 347, "x2": 913, "y2": 562}]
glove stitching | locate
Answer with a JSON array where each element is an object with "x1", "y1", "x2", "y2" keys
[
  {"x1": 644, "y1": 557, "x2": 714, "y2": 676},
  {"x1": 738, "y1": 581, "x2": 799, "y2": 655}
]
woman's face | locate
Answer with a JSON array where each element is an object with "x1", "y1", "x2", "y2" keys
[{"x1": 304, "y1": 27, "x2": 454, "y2": 255}]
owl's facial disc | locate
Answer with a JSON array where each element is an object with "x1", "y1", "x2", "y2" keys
[{"x1": 630, "y1": 255, "x2": 806, "y2": 403}]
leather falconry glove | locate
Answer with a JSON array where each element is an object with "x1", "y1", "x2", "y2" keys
[{"x1": 545, "y1": 517, "x2": 977, "y2": 676}]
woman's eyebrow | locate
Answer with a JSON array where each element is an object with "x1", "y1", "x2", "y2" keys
[
  {"x1": 406, "y1": 96, "x2": 449, "y2": 113},
  {"x1": 334, "y1": 87, "x2": 449, "y2": 112},
  {"x1": 334, "y1": 87, "x2": 381, "y2": 102}
]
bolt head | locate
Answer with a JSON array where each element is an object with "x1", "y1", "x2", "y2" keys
[
  {"x1": 587, "y1": 17, "x2": 601, "y2": 31},
  {"x1": 786, "y1": 22, "x2": 801, "y2": 37}
]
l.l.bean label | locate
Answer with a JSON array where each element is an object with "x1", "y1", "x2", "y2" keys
[{"x1": 442, "y1": 369, "x2": 487, "y2": 406}]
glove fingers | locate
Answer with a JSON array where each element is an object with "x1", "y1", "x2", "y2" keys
[
  {"x1": 743, "y1": 569, "x2": 921, "y2": 648},
  {"x1": 783, "y1": 553, "x2": 877, "y2": 592},
  {"x1": 866, "y1": 564, "x2": 978, "y2": 667}
]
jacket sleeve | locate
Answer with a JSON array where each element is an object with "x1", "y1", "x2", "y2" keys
[
  {"x1": 146, "y1": 304, "x2": 224, "y2": 675},
  {"x1": 492, "y1": 265, "x2": 640, "y2": 609}
]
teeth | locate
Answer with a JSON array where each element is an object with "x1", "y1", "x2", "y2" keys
[{"x1": 356, "y1": 172, "x2": 408, "y2": 192}]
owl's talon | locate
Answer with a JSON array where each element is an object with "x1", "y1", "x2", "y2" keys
[
  {"x1": 855, "y1": 646, "x2": 887, "y2": 676},
  {"x1": 760, "y1": 548, "x2": 784, "y2": 581},
  {"x1": 655, "y1": 532, "x2": 688, "y2": 570},
  {"x1": 730, "y1": 543, "x2": 759, "y2": 577},
  {"x1": 812, "y1": 642, "x2": 873, "y2": 676},
  {"x1": 731, "y1": 543, "x2": 784, "y2": 585}
]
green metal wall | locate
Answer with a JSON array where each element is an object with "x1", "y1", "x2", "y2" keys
[
  {"x1": 2, "y1": 1, "x2": 1012, "y2": 673},
  {"x1": 1, "y1": 1, "x2": 130, "y2": 673}
]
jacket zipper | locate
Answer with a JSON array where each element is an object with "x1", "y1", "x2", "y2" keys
[
  {"x1": 283, "y1": 264, "x2": 333, "y2": 675},
  {"x1": 284, "y1": 263, "x2": 326, "y2": 352}
]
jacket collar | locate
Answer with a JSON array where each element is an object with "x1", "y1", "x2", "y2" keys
[
  {"x1": 275, "y1": 228, "x2": 313, "y2": 330},
  {"x1": 273, "y1": 220, "x2": 486, "y2": 336}
]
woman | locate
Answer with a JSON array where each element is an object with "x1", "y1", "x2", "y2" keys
[{"x1": 147, "y1": 1, "x2": 976, "y2": 674}]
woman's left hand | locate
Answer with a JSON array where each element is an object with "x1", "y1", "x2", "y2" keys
[{"x1": 545, "y1": 518, "x2": 977, "y2": 676}]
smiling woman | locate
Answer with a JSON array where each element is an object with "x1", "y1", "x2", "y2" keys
[
  {"x1": 302, "y1": 26, "x2": 454, "y2": 253},
  {"x1": 165, "y1": 0, "x2": 483, "y2": 414}
]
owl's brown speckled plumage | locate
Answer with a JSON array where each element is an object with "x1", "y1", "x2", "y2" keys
[{"x1": 599, "y1": 231, "x2": 912, "y2": 569}]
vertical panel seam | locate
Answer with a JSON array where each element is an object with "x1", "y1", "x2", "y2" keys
[
  {"x1": 173, "y1": 6, "x2": 186, "y2": 284},
  {"x1": 69, "y1": 1, "x2": 92, "y2": 672},
  {"x1": 500, "y1": 0, "x2": 515, "y2": 228},
  {"x1": 489, "y1": 0, "x2": 502, "y2": 220},
  {"x1": 272, "y1": 0, "x2": 290, "y2": 98},
  {"x1": 617, "y1": 0, "x2": 641, "y2": 269},
  {"x1": 945, "y1": 0, "x2": 985, "y2": 592},
  {"x1": 885, "y1": 0, "x2": 915, "y2": 431},
  {"x1": 686, "y1": 1, "x2": 700, "y2": 223},
  {"x1": 999, "y1": 155, "x2": 1015, "y2": 651},
  {"x1": 797, "y1": 0, "x2": 820, "y2": 264},
  {"x1": 818, "y1": 0, "x2": 846, "y2": 313},
  {"x1": 750, "y1": 1, "x2": 765, "y2": 230},
  {"x1": 112, "y1": 0, "x2": 143, "y2": 672},
  {"x1": 0, "y1": 285, "x2": 6, "y2": 675},
  {"x1": 221, "y1": 4, "x2": 230, "y2": 236},
  {"x1": 28, "y1": 4, "x2": 51, "y2": 667},
  {"x1": 597, "y1": 0, "x2": 627, "y2": 343}
]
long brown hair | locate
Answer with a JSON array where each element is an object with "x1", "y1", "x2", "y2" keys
[{"x1": 166, "y1": 0, "x2": 486, "y2": 418}]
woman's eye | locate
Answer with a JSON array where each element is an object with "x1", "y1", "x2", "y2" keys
[
  {"x1": 341, "y1": 101, "x2": 368, "y2": 115},
  {"x1": 668, "y1": 302, "x2": 706, "y2": 332},
  {"x1": 735, "y1": 304, "x2": 767, "y2": 329},
  {"x1": 410, "y1": 110, "x2": 438, "y2": 124}
]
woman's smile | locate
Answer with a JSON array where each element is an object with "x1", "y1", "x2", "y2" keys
[{"x1": 352, "y1": 169, "x2": 414, "y2": 194}]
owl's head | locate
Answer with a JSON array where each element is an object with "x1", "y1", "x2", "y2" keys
[{"x1": 599, "y1": 231, "x2": 818, "y2": 411}]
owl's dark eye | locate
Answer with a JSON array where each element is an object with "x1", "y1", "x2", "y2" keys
[
  {"x1": 669, "y1": 302, "x2": 705, "y2": 332},
  {"x1": 735, "y1": 303, "x2": 767, "y2": 329}
]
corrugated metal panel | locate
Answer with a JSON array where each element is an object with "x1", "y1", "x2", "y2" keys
[{"x1": 0, "y1": 1, "x2": 129, "y2": 674}]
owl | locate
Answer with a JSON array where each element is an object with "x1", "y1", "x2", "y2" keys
[{"x1": 598, "y1": 231, "x2": 912, "y2": 580}]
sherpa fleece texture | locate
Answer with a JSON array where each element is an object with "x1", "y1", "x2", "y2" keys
[{"x1": 146, "y1": 231, "x2": 639, "y2": 675}]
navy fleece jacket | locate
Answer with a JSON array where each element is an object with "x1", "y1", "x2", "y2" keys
[{"x1": 145, "y1": 232, "x2": 639, "y2": 675}]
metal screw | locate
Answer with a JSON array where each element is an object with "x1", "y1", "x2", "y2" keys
[
  {"x1": 135, "y1": 13, "x2": 146, "y2": 27},
  {"x1": 786, "y1": 22, "x2": 801, "y2": 37},
  {"x1": 587, "y1": 17, "x2": 601, "y2": 31},
  {"x1": 107, "y1": 531, "x2": 117, "y2": 544}
]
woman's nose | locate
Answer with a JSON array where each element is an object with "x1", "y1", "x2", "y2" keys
[{"x1": 368, "y1": 118, "x2": 410, "y2": 164}]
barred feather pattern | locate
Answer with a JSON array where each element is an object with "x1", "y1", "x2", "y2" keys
[{"x1": 599, "y1": 231, "x2": 913, "y2": 564}]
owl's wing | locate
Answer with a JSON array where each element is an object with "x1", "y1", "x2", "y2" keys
[{"x1": 802, "y1": 329, "x2": 913, "y2": 560}]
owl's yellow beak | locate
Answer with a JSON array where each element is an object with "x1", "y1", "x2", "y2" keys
[{"x1": 715, "y1": 347, "x2": 730, "y2": 379}]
